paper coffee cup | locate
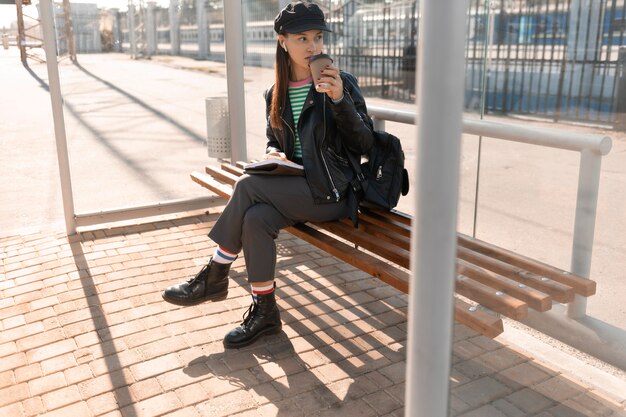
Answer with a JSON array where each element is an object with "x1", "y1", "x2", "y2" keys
[{"x1": 309, "y1": 53, "x2": 333, "y2": 88}]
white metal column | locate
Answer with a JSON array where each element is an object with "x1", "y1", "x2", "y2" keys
[
  {"x1": 223, "y1": 0, "x2": 247, "y2": 163},
  {"x1": 128, "y1": 3, "x2": 137, "y2": 58},
  {"x1": 568, "y1": 149, "x2": 603, "y2": 318},
  {"x1": 196, "y1": 0, "x2": 208, "y2": 59},
  {"x1": 40, "y1": 0, "x2": 76, "y2": 235},
  {"x1": 405, "y1": 0, "x2": 469, "y2": 415},
  {"x1": 169, "y1": 0, "x2": 180, "y2": 55},
  {"x1": 146, "y1": 1, "x2": 156, "y2": 56}
]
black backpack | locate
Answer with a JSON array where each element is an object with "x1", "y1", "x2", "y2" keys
[{"x1": 347, "y1": 130, "x2": 410, "y2": 211}]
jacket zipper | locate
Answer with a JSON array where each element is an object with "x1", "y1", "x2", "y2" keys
[
  {"x1": 282, "y1": 99, "x2": 340, "y2": 202},
  {"x1": 280, "y1": 116, "x2": 296, "y2": 160},
  {"x1": 320, "y1": 99, "x2": 340, "y2": 201}
]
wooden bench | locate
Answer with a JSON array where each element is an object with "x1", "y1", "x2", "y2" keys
[{"x1": 190, "y1": 162, "x2": 597, "y2": 339}]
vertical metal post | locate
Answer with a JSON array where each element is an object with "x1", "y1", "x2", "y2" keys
[
  {"x1": 128, "y1": 2, "x2": 137, "y2": 58},
  {"x1": 169, "y1": 0, "x2": 180, "y2": 55},
  {"x1": 40, "y1": 0, "x2": 77, "y2": 236},
  {"x1": 615, "y1": 47, "x2": 626, "y2": 131},
  {"x1": 146, "y1": 1, "x2": 156, "y2": 56},
  {"x1": 196, "y1": 0, "x2": 207, "y2": 59},
  {"x1": 110, "y1": 8, "x2": 121, "y2": 52},
  {"x1": 563, "y1": 0, "x2": 602, "y2": 119},
  {"x1": 16, "y1": 0, "x2": 27, "y2": 64},
  {"x1": 62, "y1": 0, "x2": 76, "y2": 61},
  {"x1": 405, "y1": 0, "x2": 468, "y2": 415},
  {"x1": 567, "y1": 149, "x2": 602, "y2": 318},
  {"x1": 223, "y1": 0, "x2": 247, "y2": 163}
]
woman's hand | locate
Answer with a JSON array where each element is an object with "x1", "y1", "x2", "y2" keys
[
  {"x1": 315, "y1": 64, "x2": 344, "y2": 102},
  {"x1": 263, "y1": 151, "x2": 288, "y2": 161}
]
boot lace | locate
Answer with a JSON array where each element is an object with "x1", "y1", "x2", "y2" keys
[
  {"x1": 241, "y1": 303, "x2": 258, "y2": 326},
  {"x1": 187, "y1": 262, "x2": 211, "y2": 285}
]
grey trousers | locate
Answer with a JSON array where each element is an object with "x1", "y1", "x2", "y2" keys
[{"x1": 208, "y1": 174, "x2": 350, "y2": 282}]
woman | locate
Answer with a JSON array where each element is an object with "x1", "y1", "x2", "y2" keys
[{"x1": 162, "y1": 1, "x2": 374, "y2": 349}]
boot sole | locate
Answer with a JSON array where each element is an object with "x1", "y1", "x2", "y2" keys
[
  {"x1": 161, "y1": 289, "x2": 228, "y2": 306},
  {"x1": 223, "y1": 324, "x2": 283, "y2": 349}
]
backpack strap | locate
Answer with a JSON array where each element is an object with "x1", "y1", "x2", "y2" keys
[{"x1": 342, "y1": 143, "x2": 367, "y2": 201}]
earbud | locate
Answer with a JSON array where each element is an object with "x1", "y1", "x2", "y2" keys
[{"x1": 282, "y1": 42, "x2": 288, "y2": 52}]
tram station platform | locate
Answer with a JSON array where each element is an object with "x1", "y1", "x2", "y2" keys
[{"x1": 1, "y1": 50, "x2": 625, "y2": 416}]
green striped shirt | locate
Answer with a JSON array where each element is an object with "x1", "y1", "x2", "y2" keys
[{"x1": 288, "y1": 77, "x2": 312, "y2": 162}]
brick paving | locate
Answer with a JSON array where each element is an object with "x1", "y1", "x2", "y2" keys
[{"x1": 1, "y1": 211, "x2": 625, "y2": 417}]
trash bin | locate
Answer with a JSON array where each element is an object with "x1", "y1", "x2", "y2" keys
[{"x1": 205, "y1": 97, "x2": 231, "y2": 159}]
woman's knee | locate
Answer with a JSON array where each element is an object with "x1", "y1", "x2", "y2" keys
[
  {"x1": 242, "y1": 204, "x2": 282, "y2": 238},
  {"x1": 235, "y1": 173, "x2": 268, "y2": 192}
]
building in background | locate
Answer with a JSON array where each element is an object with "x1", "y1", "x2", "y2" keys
[{"x1": 53, "y1": 2, "x2": 100, "y2": 53}]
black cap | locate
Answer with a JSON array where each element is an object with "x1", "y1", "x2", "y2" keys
[{"x1": 274, "y1": 2, "x2": 331, "y2": 34}]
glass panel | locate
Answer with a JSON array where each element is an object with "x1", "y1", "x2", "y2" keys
[
  {"x1": 56, "y1": 1, "x2": 225, "y2": 215},
  {"x1": 472, "y1": 0, "x2": 625, "y2": 326},
  {"x1": 243, "y1": 0, "x2": 278, "y2": 160}
]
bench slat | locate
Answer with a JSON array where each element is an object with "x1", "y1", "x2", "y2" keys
[
  {"x1": 365, "y1": 207, "x2": 413, "y2": 226},
  {"x1": 315, "y1": 220, "x2": 411, "y2": 269},
  {"x1": 334, "y1": 216, "x2": 548, "y2": 314},
  {"x1": 457, "y1": 259, "x2": 552, "y2": 312},
  {"x1": 221, "y1": 163, "x2": 246, "y2": 177},
  {"x1": 313, "y1": 220, "x2": 556, "y2": 314},
  {"x1": 289, "y1": 224, "x2": 409, "y2": 293},
  {"x1": 360, "y1": 208, "x2": 593, "y2": 298},
  {"x1": 290, "y1": 224, "x2": 504, "y2": 338},
  {"x1": 454, "y1": 298, "x2": 504, "y2": 339},
  {"x1": 457, "y1": 246, "x2": 575, "y2": 303},
  {"x1": 191, "y1": 172, "x2": 232, "y2": 199},
  {"x1": 206, "y1": 165, "x2": 239, "y2": 186},
  {"x1": 339, "y1": 218, "x2": 411, "y2": 252},
  {"x1": 358, "y1": 209, "x2": 412, "y2": 238},
  {"x1": 456, "y1": 274, "x2": 528, "y2": 320},
  {"x1": 457, "y1": 234, "x2": 596, "y2": 296}
]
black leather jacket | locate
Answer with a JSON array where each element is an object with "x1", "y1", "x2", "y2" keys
[{"x1": 264, "y1": 72, "x2": 375, "y2": 207}]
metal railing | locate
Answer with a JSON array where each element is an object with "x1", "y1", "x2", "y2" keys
[
  {"x1": 368, "y1": 104, "x2": 612, "y2": 319},
  {"x1": 369, "y1": 104, "x2": 626, "y2": 370}
]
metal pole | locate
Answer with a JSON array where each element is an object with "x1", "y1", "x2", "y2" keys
[
  {"x1": 128, "y1": 2, "x2": 137, "y2": 58},
  {"x1": 223, "y1": 0, "x2": 247, "y2": 163},
  {"x1": 615, "y1": 47, "x2": 626, "y2": 131},
  {"x1": 169, "y1": 0, "x2": 180, "y2": 55},
  {"x1": 62, "y1": 0, "x2": 76, "y2": 61},
  {"x1": 40, "y1": 0, "x2": 77, "y2": 236},
  {"x1": 405, "y1": 0, "x2": 468, "y2": 415},
  {"x1": 146, "y1": 1, "x2": 156, "y2": 56},
  {"x1": 196, "y1": 0, "x2": 207, "y2": 59},
  {"x1": 567, "y1": 149, "x2": 603, "y2": 318},
  {"x1": 109, "y1": 8, "x2": 120, "y2": 52},
  {"x1": 16, "y1": 0, "x2": 27, "y2": 64}
]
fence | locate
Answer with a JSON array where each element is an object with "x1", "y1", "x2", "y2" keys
[
  {"x1": 465, "y1": 0, "x2": 626, "y2": 125},
  {"x1": 114, "y1": 0, "x2": 626, "y2": 126}
]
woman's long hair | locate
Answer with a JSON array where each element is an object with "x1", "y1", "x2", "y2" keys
[{"x1": 270, "y1": 40, "x2": 290, "y2": 130}]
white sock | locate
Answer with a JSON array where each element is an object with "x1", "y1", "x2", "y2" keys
[{"x1": 212, "y1": 246, "x2": 238, "y2": 264}]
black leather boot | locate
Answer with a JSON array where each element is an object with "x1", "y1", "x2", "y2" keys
[
  {"x1": 223, "y1": 290, "x2": 282, "y2": 349},
  {"x1": 161, "y1": 260, "x2": 229, "y2": 306}
]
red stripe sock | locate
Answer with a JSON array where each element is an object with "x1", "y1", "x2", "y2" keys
[{"x1": 251, "y1": 283, "x2": 274, "y2": 303}]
